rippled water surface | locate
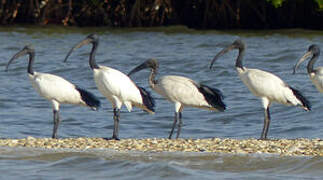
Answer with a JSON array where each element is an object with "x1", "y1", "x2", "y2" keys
[{"x1": 0, "y1": 26, "x2": 322, "y2": 179}]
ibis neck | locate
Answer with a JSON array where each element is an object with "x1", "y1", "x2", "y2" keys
[
  {"x1": 307, "y1": 54, "x2": 318, "y2": 74},
  {"x1": 235, "y1": 48, "x2": 245, "y2": 70},
  {"x1": 89, "y1": 42, "x2": 99, "y2": 69},
  {"x1": 28, "y1": 52, "x2": 35, "y2": 75},
  {"x1": 149, "y1": 68, "x2": 158, "y2": 89}
]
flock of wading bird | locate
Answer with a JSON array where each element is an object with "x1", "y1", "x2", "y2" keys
[{"x1": 5, "y1": 34, "x2": 322, "y2": 141}]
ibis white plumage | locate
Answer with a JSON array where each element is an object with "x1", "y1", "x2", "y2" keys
[
  {"x1": 210, "y1": 39, "x2": 311, "y2": 140},
  {"x1": 6, "y1": 45, "x2": 100, "y2": 139},
  {"x1": 128, "y1": 59, "x2": 226, "y2": 139},
  {"x1": 64, "y1": 34, "x2": 155, "y2": 140},
  {"x1": 293, "y1": 44, "x2": 323, "y2": 93}
]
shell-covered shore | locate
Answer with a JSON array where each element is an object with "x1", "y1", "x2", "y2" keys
[{"x1": 1, "y1": 137, "x2": 323, "y2": 156}]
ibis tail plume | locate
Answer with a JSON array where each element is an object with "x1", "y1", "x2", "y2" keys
[
  {"x1": 293, "y1": 44, "x2": 323, "y2": 93},
  {"x1": 6, "y1": 45, "x2": 100, "y2": 139},
  {"x1": 210, "y1": 39, "x2": 311, "y2": 140},
  {"x1": 128, "y1": 59, "x2": 226, "y2": 139},
  {"x1": 64, "y1": 34, "x2": 155, "y2": 140}
]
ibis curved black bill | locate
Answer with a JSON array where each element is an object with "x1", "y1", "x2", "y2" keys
[
  {"x1": 6, "y1": 46, "x2": 33, "y2": 72},
  {"x1": 209, "y1": 45, "x2": 234, "y2": 69},
  {"x1": 128, "y1": 62, "x2": 149, "y2": 76},
  {"x1": 64, "y1": 38, "x2": 92, "y2": 63},
  {"x1": 293, "y1": 51, "x2": 312, "y2": 74},
  {"x1": 128, "y1": 59, "x2": 158, "y2": 76}
]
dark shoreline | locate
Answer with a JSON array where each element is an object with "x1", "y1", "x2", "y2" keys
[{"x1": 0, "y1": 0, "x2": 322, "y2": 30}]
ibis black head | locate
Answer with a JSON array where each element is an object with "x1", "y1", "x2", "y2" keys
[
  {"x1": 128, "y1": 59, "x2": 159, "y2": 76},
  {"x1": 308, "y1": 44, "x2": 320, "y2": 56},
  {"x1": 293, "y1": 44, "x2": 320, "y2": 74},
  {"x1": 6, "y1": 45, "x2": 35, "y2": 72},
  {"x1": 84, "y1": 33, "x2": 99, "y2": 43},
  {"x1": 209, "y1": 39, "x2": 245, "y2": 69},
  {"x1": 64, "y1": 33, "x2": 99, "y2": 63},
  {"x1": 231, "y1": 39, "x2": 246, "y2": 50}
]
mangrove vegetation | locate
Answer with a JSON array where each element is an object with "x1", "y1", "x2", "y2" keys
[{"x1": 0, "y1": 0, "x2": 322, "y2": 29}]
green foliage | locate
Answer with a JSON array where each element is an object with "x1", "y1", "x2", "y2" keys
[
  {"x1": 267, "y1": 0, "x2": 323, "y2": 8},
  {"x1": 267, "y1": 0, "x2": 284, "y2": 8},
  {"x1": 317, "y1": 0, "x2": 323, "y2": 8}
]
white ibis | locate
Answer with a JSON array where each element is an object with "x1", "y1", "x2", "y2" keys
[
  {"x1": 64, "y1": 34, "x2": 155, "y2": 140},
  {"x1": 293, "y1": 44, "x2": 323, "y2": 93},
  {"x1": 6, "y1": 45, "x2": 101, "y2": 139},
  {"x1": 209, "y1": 39, "x2": 311, "y2": 140},
  {"x1": 128, "y1": 59, "x2": 226, "y2": 139}
]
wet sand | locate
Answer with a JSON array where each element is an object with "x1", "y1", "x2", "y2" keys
[{"x1": 1, "y1": 137, "x2": 323, "y2": 156}]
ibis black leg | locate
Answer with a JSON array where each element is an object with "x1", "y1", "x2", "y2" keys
[
  {"x1": 176, "y1": 112, "x2": 182, "y2": 139},
  {"x1": 112, "y1": 108, "x2": 120, "y2": 140},
  {"x1": 168, "y1": 112, "x2": 178, "y2": 139},
  {"x1": 260, "y1": 107, "x2": 271, "y2": 140},
  {"x1": 52, "y1": 110, "x2": 60, "y2": 139}
]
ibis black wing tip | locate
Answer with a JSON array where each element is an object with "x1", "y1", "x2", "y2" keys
[
  {"x1": 137, "y1": 86, "x2": 155, "y2": 113},
  {"x1": 197, "y1": 84, "x2": 226, "y2": 111},
  {"x1": 76, "y1": 87, "x2": 101, "y2": 110},
  {"x1": 290, "y1": 86, "x2": 311, "y2": 111}
]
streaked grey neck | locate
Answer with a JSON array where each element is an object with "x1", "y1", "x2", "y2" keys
[
  {"x1": 236, "y1": 47, "x2": 245, "y2": 70},
  {"x1": 307, "y1": 53, "x2": 319, "y2": 74},
  {"x1": 28, "y1": 52, "x2": 35, "y2": 75},
  {"x1": 149, "y1": 68, "x2": 158, "y2": 89},
  {"x1": 89, "y1": 41, "x2": 99, "y2": 69}
]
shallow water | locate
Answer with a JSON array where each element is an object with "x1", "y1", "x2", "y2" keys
[
  {"x1": 0, "y1": 26, "x2": 322, "y2": 179},
  {"x1": 1, "y1": 147, "x2": 323, "y2": 180}
]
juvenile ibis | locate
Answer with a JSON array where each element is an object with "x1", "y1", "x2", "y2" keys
[
  {"x1": 6, "y1": 45, "x2": 100, "y2": 138},
  {"x1": 293, "y1": 44, "x2": 323, "y2": 93},
  {"x1": 64, "y1": 34, "x2": 155, "y2": 140},
  {"x1": 128, "y1": 58, "x2": 226, "y2": 139},
  {"x1": 210, "y1": 39, "x2": 311, "y2": 140}
]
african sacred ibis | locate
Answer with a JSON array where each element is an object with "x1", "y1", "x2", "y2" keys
[
  {"x1": 64, "y1": 34, "x2": 155, "y2": 140},
  {"x1": 293, "y1": 44, "x2": 323, "y2": 93},
  {"x1": 128, "y1": 59, "x2": 226, "y2": 139},
  {"x1": 6, "y1": 45, "x2": 100, "y2": 139},
  {"x1": 209, "y1": 39, "x2": 311, "y2": 140}
]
